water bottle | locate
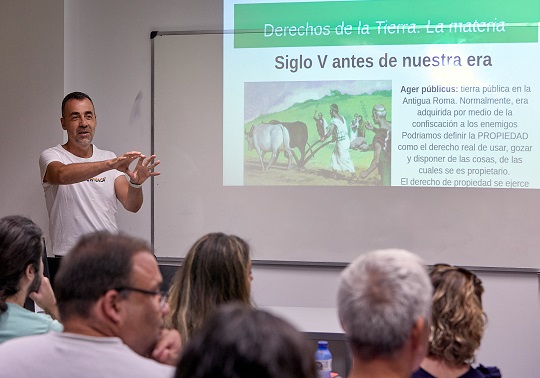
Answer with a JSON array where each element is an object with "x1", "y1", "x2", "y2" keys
[{"x1": 314, "y1": 340, "x2": 332, "y2": 378}]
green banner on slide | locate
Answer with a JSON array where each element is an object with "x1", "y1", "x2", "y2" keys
[{"x1": 233, "y1": 0, "x2": 539, "y2": 48}]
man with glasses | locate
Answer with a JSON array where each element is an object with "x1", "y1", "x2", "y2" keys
[{"x1": 0, "y1": 231, "x2": 178, "y2": 377}]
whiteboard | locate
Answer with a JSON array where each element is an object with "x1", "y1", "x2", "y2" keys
[{"x1": 152, "y1": 32, "x2": 540, "y2": 269}]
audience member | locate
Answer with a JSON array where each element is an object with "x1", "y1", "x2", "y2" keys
[
  {"x1": 0, "y1": 231, "x2": 179, "y2": 377},
  {"x1": 412, "y1": 264, "x2": 501, "y2": 378},
  {"x1": 0, "y1": 215, "x2": 62, "y2": 343},
  {"x1": 175, "y1": 303, "x2": 316, "y2": 378},
  {"x1": 166, "y1": 232, "x2": 253, "y2": 342},
  {"x1": 337, "y1": 249, "x2": 432, "y2": 378}
]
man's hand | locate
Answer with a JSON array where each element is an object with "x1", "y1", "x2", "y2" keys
[
  {"x1": 151, "y1": 328, "x2": 182, "y2": 366},
  {"x1": 111, "y1": 151, "x2": 143, "y2": 173},
  {"x1": 29, "y1": 277, "x2": 60, "y2": 320},
  {"x1": 125, "y1": 154, "x2": 161, "y2": 185}
]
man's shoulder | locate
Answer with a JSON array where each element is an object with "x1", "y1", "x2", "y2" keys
[
  {"x1": 91, "y1": 145, "x2": 117, "y2": 159},
  {"x1": 5, "y1": 304, "x2": 63, "y2": 333},
  {"x1": 0, "y1": 333, "x2": 174, "y2": 378},
  {"x1": 40, "y1": 144, "x2": 64, "y2": 157},
  {"x1": 39, "y1": 145, "x2": 71, "y2": 174},
  {"x1": 0, "y1": 331, "x2": 52, "y2": 352}
]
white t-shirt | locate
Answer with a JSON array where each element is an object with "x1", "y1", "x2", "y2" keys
[
  {"x1": 0, "y1": 332, "x2": 175, "y2": 378},
  {"x1": 39, "y1": 144, "x2": 123, "y2": 256}
]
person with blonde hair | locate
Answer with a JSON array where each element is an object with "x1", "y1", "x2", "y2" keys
[
  {"x1": 412, "y1": 264, "x2": 501, "y2": 378},
  {"x1": 166, "y1": 233, "x2": 253, "y2": 342}
]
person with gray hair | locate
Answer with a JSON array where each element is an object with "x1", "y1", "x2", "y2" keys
[{"x1": 337, "y1": 249, "x2": 432, "y2": 378}]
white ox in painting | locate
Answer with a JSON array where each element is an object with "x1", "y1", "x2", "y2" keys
[{"x1": 246, "y1": 122, "x2": 293, "y2": 171}]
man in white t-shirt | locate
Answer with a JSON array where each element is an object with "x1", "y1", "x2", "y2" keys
[{"x1": 39, "y1": 92, "x2": 160, "y2": 256}]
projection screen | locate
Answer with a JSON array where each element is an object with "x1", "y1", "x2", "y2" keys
[{"x1": 152, "y1": 0, "x2": 540, "y2": 269}]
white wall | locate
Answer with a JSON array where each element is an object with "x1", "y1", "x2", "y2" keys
[
  {"x1": 2, "y1": 1, "x2": 538, "y2": 376},
  {"x1": 0, "y1": 0, "x2": 64, "y2": 247}
]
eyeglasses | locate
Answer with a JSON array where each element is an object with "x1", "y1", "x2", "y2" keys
[{"x1": 114, "y1": 286, "x2": 169, "y2": 308}]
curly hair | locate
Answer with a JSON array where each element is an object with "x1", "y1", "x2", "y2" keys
[
  {"x1": 428, "y1": 264, "x2": 486, "y2": 366},
  {"x1": 166, "y1": 233, "x2": 252, "y2": 342}
]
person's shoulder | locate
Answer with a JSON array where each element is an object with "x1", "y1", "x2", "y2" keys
[
  {"x1": 1, "y1": 304, "x2": 62, "y2": 336},
  {"x1": 472, "y1": 364, "x2": 502, "y2": 378},
  {"x1": 412, "y1": 367, "x2": 434, "y2": 378},
  {"x1": 118, "y1": 342, "x2": 176, "y2": 376},
  {"x1": 91, "y1": 145, "x2": 116, "y2": 159},
  {"x1": 40, "y1": 144, "x2": 63, "y2": 157},
  {"x1": 0, "y1": 331, "x2": 52, "y2": 351}
]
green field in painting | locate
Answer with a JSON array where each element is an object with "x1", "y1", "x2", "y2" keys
[{"x1": 244, "y1": 90, "x2": 391, "y2": 186}]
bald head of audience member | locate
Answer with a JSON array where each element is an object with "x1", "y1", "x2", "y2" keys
[{"x1": 337, "y1": 249, "x2": 432, "y2": 378}]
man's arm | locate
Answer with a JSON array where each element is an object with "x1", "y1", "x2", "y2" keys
[
  {"x1": 43, "y1": 151, "x2": 142, "y2": 185},
  {"x1": 115, "y1": 155, "x2": 161, "y2": 213},
  {"x1": 321, "y1": 122, "x2": 336, "y2": 142}
]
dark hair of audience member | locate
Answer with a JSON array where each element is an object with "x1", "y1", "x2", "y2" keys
[
  {"x1": 0, "y1": 216, "x2": 43, "y2": 314},
  {"x1": 54, "y1": 231, "x2": 152, "y2": 321},
  {"x1": 166, "y1": 232, "x2": 252, "y2": 342},
  {"x1": 428, "y1": 264, "x2": 486, "y2": 366},
  {"x1": 175, "y1": 303, "x2": 316, "y2": 378},
  {"x1": 61, "y1": 91, "x2": 94, "y2": 117}
]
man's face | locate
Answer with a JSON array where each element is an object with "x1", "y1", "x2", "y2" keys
[
  {"x1": 318, "y1": 113, "x2": 323, "y2": 119},
  {"x1": 121, "y1": 252, "x2": 168, "y2": 357},
  {"x1": 61, "y1": 98, "x2": 97, "y2": 147}
]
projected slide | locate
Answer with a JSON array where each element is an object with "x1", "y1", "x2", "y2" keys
[{"x1": 223, "y1": 0, "x2": 540, "y2": 188}]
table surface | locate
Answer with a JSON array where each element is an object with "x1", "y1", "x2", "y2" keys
[{"x1": 260, "y1": 306, "x2": 344, "y2": 335}]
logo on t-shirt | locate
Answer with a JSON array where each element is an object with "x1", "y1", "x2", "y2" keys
[{"x1": 87, "y1": 177, "x2": 106, "y2": 183}]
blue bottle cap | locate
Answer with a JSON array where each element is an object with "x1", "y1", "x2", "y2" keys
[{"x1": 318, "y1": 341, "x2": 328, "y2": 348}]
